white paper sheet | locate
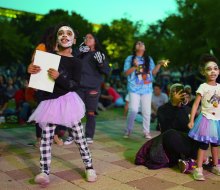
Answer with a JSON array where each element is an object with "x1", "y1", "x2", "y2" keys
[{"x1": 28, "y1": 50, "x2": 61, "y2": 92}]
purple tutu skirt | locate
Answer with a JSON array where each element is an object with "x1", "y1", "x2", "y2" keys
[
  {"x1": 188, "y1": 113, "x2": 220, "y2": 144},
  {"x1": 28, "y1": 92, "x2": 85, "y2": 129}
]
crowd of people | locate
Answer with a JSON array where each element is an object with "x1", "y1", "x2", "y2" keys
[
  {"x1": 0, "y1": 64, "x2": 34, "y2": 124},
  {"x1": 0, "y1": 23, "x2": 220, "y2": 186}
]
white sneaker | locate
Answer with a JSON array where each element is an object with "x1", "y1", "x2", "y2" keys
[
  {"x1": 145, "y1": 133, "x2": 152, "y2": 139},
  {"x1": 86, "y1": 169, "x2": 97, "y2": 182},
  {"x1": 211, "y1": 164, "x2": 220, "y2": 175},
  {"x1": 86, "y1": 138, "x2": 94, "y2": 144},
  {"x1": 193, "y1": 167, "x2": 205, "y2": 181},
  {"x1": 123, "y1": 131, "x2": 131, "y2": 138},
  {"x1": 35, "y1": 173, "x2": 50, "y2": 187},
  {"x1": 64, "y1": 137, "x2": 74, "y2": 145}
]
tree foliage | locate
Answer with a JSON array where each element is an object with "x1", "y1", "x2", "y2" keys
[
  {"x1": 1, "y1": 0, "x2": 220, "y2": 70},
  {"x1": 0, "y1": 19, "x2": 31, "y2": 65},
  {"x1": 141, "y1": 0, "x2": 220, "y2": 68},
  {"x1": 97, "y1": 18, "x2": 140, "y2": 69}
]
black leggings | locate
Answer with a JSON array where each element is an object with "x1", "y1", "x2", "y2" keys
[
  {"x1": 76, "y1": 88, "x2": 99, "y2": 139},
  {"x1": 36, "y1": 123, "x2": 42, "y2": 138},
  {"x1": 198, "y1": 142, "x2": 218, "y2": 150}
]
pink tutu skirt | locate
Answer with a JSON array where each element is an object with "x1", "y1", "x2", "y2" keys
[
  {"x1": 28, "y1": 92, "x2": 85, "y2": 129},
  {"x1": 188, "y1": 113, "x2": 220, "y2": 144}
]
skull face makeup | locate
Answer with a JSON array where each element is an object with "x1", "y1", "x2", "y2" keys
[
  {"x1": 203, "y1": 61, "x2": 219, "y2": 81},
  {"x1": 57, "y1": 26, "x2": 75, "y2": 48}
]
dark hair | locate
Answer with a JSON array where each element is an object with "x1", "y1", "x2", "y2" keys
[
  {"x1": 38, "y1": 26, "x2": 56, "y2": 53},
  {"x1": 153, "y1": 83, "x2": 161, "y2": 89},
  {"x1": 0, "y1": 74, "x2": 6, "y2": 84},
  {"x1": 86, "y1": 33, "x2": 103, "y2": 52},
  {"x1": 131, "y1": 41, "x2": 150, "y2": 73},
  {"x1": 199, "y1": 54, "x2": 219, "y2": 71},
  {"x1": 54, "y1": 22, "x2": 78, "y2": 38},
  {"x1": 78, "y1": 33, "x2": 105, "y2": 59}
]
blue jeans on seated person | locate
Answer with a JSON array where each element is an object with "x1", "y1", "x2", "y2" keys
[
  {"x1": 2, "y1": 108, "x2": 16, "y2": 116},
  {"x1": 19, "y1": 102, "x2": 31, "y2": 121},
  {"x1": 114, "y1": 97, "x2": 125, "y2": 107}
]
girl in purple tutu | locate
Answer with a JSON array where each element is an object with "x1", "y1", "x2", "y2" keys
[
  {"x1": 28, "y1": 24, "x2": 97, "y2": 187},
  {"x1": 188, "y1": 54, "x2": 220, "y2": 181}
]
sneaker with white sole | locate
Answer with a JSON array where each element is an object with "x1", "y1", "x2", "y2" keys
[
  {"x1": 178, "y1": 159, "x2": 196, "y2": 174},
  {"x1": 34, "y1": 173, "x2": 50, "y2": 187},
  {"x1": 86, "y1": 169, "x2": 97, "y2": 182},
  {"x1": 178, "y1": 159, "x2": 188, "y2": 173},
  {"x1": 123, "y1": 131, "x2": 131, "y2": 138},
  {"x1": 144, "y1": 133, "x2": 152, "y2": 139},
  {"x1": 86, "y1": 138, "x2": 94, "y2": 144},
  {"x1": 64, "y1": 136, "x2": 74, "y2": 145},
  {"x1": 211, "y1": 164, "x2": 220, "y2": 175},
  {"x1": 193, "y1": 167, "x2": 205, "y2": 181}
]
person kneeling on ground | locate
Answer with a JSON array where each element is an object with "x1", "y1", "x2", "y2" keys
[{"x1": 135, "y1": 84, "x2": 199, "y2": 172}]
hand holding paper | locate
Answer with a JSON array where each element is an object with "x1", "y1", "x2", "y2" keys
[
  {"x1": 48, "y1": 68, "x2": 60, "y2": 80},
  {"x1": 28, "y1": 50, "x2": 61, "y2": 93},
  {"x1": 28, "y1": 64, "x2": 41, "y2": 74}
]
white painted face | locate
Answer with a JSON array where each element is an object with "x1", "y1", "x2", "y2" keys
[
  {"x1": 204, "y1": 61, "x2": 219, "y2": 80},
  {"x1": 57, "y1": 26, "x2": 75, "y2": 48}
]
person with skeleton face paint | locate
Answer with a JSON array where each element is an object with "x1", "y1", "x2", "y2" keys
[
  {"x1": 28, "y1": 25, "x2": 97, "y2": 187},
  {"x1": 27, "y1": 26, "x2": 65, "y2": 147},
  {"x1": 64, "y1": 33, "x2": 110, "y2": 145},
  {"x1": 188, "y1": 54, "x2": 220, "y2": 181}
]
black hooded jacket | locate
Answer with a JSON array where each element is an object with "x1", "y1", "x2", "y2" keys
[{"x1": 77, "y1": 50, "x2": 110, "y2": 90}]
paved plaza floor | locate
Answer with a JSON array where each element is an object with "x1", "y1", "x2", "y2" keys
[{"x1": 0, "y1": 119, "x2": 220, "y2": 190}]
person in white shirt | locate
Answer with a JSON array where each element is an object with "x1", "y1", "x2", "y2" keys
[
  {"x1": 151, "y1": 83, "x2": 168, "y2": 123},
  {"x1": 188, "y1": 54, "x2": 220, "y2": 181}
]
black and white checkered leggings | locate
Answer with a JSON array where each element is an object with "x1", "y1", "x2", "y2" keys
[{"x1": 39, "y1": 122, "x2": 92, "y2": 175}]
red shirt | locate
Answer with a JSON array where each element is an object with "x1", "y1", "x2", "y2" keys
[
  {"x1": 14, "y1": 88, "x2": 35, "y2": 108},
  {"x1": 107, "y1": 87, "x2": 121, "y2": 103}
]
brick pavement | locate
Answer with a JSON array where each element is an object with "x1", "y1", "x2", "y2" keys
[{"x1": 0, "y1": 120, "x2": 220, "y2": 190}]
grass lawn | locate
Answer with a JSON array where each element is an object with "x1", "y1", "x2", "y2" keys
[{"x1": 0, "y1": 119, "x2": 24, "y2": 129}]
